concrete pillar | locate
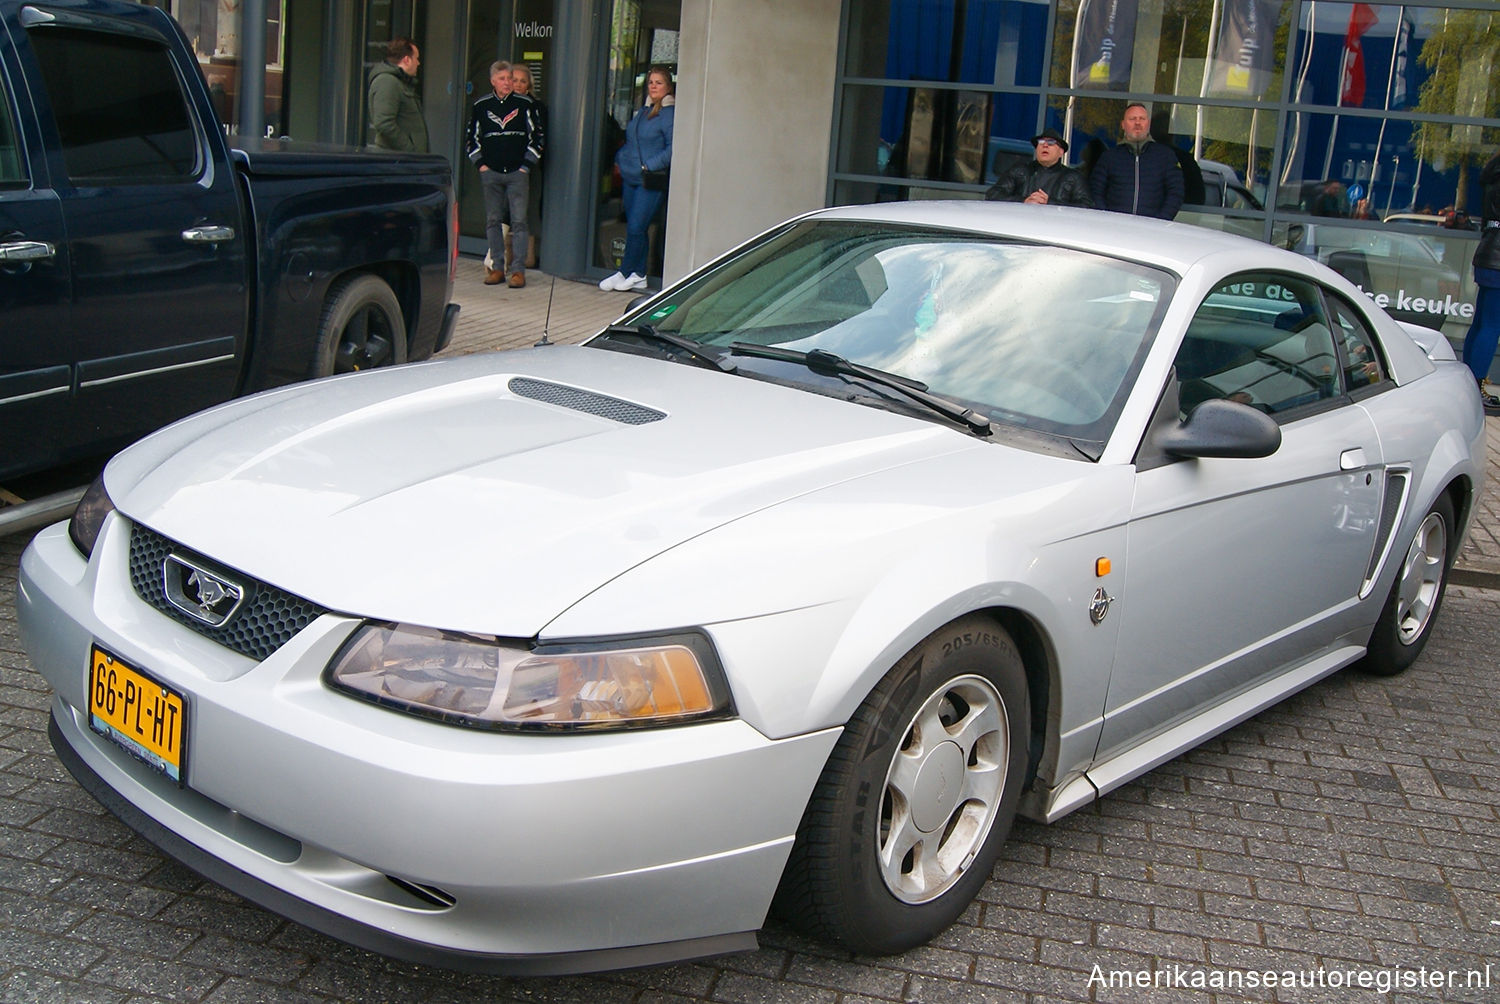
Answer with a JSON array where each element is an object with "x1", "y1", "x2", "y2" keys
[{"x1": 667, "y1": 0, "x2": 842, "y2": 280}]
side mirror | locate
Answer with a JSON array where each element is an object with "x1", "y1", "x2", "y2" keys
[{"x1": 1155, "y1": 399, "x2": 1282, "y2": 459}]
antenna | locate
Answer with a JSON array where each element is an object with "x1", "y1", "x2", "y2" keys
[{"x1": 535, "y1": 275, "x2": 557, "y2": 346}]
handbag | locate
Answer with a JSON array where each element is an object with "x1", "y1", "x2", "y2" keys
[{"x1": 641, "y1": 165, "x2": 670, "y2": 192}]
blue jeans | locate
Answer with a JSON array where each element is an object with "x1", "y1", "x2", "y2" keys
[
  {"x1": 620, "y1": 181, "x2": 664, "y2": 277},
  {"x1": 481, "y1": 168, "x2": 530, "y2": 274},
  {"x1": 1462, "y1": 266, "x2": 1500, "y2": 383}
]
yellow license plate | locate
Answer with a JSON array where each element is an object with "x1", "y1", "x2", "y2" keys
[{"x1": 88, "y1": 646, "x2": 186, "y2": 783}]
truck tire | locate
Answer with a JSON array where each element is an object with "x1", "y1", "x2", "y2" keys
[{"x1": 314, "y1": 275, "x2": 407, "y2": 377}]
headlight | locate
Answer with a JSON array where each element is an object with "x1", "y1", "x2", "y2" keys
[
  {"x1": 69, "y1": 475, "x2": 116, "y2": 557},
  {"x1": 325, "y1": 622, "x2": 733, "y2": 731}
]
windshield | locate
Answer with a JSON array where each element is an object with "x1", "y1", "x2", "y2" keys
[{"x1": 625, "y1": 220, "x2": 1173, "y2": 451}]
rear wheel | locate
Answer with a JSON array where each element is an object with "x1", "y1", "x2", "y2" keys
[
  {"x1": 774, "y1": 615, "x2": 1029, "y2": 954},
  {"x1": 314, "y1": 275, "x2": 407, "y2": 377},
  {"x1": 1359, "y1": 493, "x2": 1454, "y2": 676}
]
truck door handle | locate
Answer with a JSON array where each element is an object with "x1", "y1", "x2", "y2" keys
[
  {"x1": 1339, "y1": 448, "x2": 1366, "y2": 470},
  {"x1": 181, "y1": 225, "x2": 236, "y2": 244},
  {"x1": 0, "y1": 240, "x2": 56, "y2": 262}
]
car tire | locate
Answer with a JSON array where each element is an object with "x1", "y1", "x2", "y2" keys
[
  {"x1": 774, "y1": 615, "x2": 1029, "y2": 954},
  {"x1": 314, "y1": 275, "x2": 407, "y2": 377},
  {"x1": 1358, "y1": 493, "x2": 1454, "y2": 676}
]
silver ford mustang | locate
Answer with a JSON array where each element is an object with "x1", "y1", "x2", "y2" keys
[{"x1": 18, "y1": 203, "x2": 1485, "y2": 974}]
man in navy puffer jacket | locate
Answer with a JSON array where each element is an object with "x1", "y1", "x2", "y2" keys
[{"x1": 1091, "y1": 103, "x2": 1183, "y2": 220}]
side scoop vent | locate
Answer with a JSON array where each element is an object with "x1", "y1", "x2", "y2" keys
[
  {"x1": 508, "y1": 377, "x2": 666, "y2": 425},
  {"x1": 1361, "y1": 469, "x2": 1410, "y2": 596}
]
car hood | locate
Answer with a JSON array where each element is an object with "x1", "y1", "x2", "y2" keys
[{"x1": 107, "y1": 347, "x2": 979, "y2": 635}]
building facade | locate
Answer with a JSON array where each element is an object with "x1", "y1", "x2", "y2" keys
[{"x1": 141, "y1": 0, "x2": 1497, "y2": 346}]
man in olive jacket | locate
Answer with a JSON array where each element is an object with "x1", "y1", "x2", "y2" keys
[
  {"x1": 368, "y1": 37, "x2": 428, "y2": 153},
  {"x1": 984, "y1": 128, "x2": 1091, "y2": 207}
]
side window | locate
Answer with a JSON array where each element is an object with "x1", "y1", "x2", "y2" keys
[
  {"x1": 0, "y1": 77, "x2": 23, "y2": 185},
  {"x1": 26, "y1": 27, "x2": 198, "y2": 183},
  {"x1": 1174, "y1": 274, "x2": 1343, "y2": 417},
  {"x1": 1326, "y1": 294, "x2": 1387, "y2": 392}
]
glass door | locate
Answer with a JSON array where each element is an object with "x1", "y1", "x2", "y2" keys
[{"x1": 592, "y1": 0, "x2": 679, "y2": 278}]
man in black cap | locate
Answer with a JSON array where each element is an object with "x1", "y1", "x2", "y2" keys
[{"x1": 984, "y1": 128, "x2": 1092, "y2": 207}]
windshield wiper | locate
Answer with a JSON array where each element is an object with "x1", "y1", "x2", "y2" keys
[
  {"x1": 597, "y1": 323, "x2": 737, "y2": 373},
  {"x1": 728, "y1": 342, "x2": 991, "y2": 436}
]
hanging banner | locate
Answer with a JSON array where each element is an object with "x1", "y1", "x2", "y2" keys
[
  {"x1": 1340, "y1": 3, "x2": 1379, "y2": 107},
  {"x1": 1073, "y1": 0, "x2": 1137, "y2": 90},
  {"x1": 1207, "y1": 0, "x2": 1280, "y2": 98},
  {"x1": 1389, "y1": 13, "x2": 1409, "y2": 108}
]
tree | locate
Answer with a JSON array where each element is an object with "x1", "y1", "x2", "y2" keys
[{"x1": 1411, "y1": 8, "x2": 1500, "y2": 212}]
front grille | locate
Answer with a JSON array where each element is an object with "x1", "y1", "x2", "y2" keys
[
  {"x1": 128, "y1": 525, "x2": 327, "y2": 661},
  {"x1": 508, "y1": 377, "x2": 666, "y2": 425}
]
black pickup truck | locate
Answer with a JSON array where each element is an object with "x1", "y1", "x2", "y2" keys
[{"x1": 0, "y1": 0, "x2": 457, "y2": 482}]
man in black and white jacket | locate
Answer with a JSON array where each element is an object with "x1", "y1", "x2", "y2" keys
[{"x1": 466, "y1": 61, "x2": 544, "y2": 287}]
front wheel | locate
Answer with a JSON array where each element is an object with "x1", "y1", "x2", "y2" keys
[
  {"x1": 1358, "y1": 493, "x2": 1454, "y2": 676},
  {"x1": 774, "y1": 615, "x2": 1029, "y2": 954},
  {"x1": 313, "y1": 275, "x2": 407, "y2": 377}
]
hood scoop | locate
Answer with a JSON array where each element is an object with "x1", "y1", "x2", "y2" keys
[{"x1": 508, "y1": 377, "x2": 666, "y2": 425}]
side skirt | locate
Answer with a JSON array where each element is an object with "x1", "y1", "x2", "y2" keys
[{"x1": 1032, "y1": 645, "x2": 1364, "y2": 824}]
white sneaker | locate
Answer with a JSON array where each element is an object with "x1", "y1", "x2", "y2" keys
[
  {"x1": 621, "y1": 273, "x2": 648, "y2": 292},
  {"x1": 599, "y1": 271, "x2": 626, "y2": 291}
]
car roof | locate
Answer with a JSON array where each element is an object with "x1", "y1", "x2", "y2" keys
[{"x1": 808, "y1": 201, "x2": 1292, "y2": 277}]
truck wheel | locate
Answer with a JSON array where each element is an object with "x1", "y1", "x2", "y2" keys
[
  {"x1": 314, "y1": 275, "x2": 407, "y2": 377},
  {"x1": 774, "y1": 615, "x2": 1029, "y2": 954}
]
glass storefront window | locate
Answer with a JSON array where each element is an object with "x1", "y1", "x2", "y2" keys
[
  {"x1": 1050, "y1": 96, "x2": 1273, "y2": 220},
  {"x1": 1287, "y1": 5, "x2": 1497, "y2": 117},
  {"x1": 840, "y1": 83, "x2": 1040, "y2": 191},
  {"x1": 139, "y1": 0, "x2": 288, "y2": 136},
  {"x1": 845, "y1": 0, "x2": 1052, "y2": 87},
  {"x1": 832, "y1": 1, "x2": 1495, "y2": 221},
  {"x1": 1052, "y1": 0, "x2": 1291, "y2": 101},
  {"x1": 1275, "y1": 110, "x2": 1493, "y2": 226}
]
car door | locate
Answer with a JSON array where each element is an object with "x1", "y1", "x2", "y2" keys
[
  {"x1": 17, "y1": 7, "x2": 247, "y2": 462},
  {"x1": 0, "y1": 23, "x2": 72, "y2": 480},
  {"x1": 1096, "y1": 272, "x2": 1385, "y2": 767}
]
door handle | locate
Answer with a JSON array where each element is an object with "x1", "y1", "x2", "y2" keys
[
  {"x1": 181, "y1": 225, "x2": 235, "y2": 244},
  {"x1": 1339, "y1": 448, "x2": 1366, "y2": 470},
  {"x1": 0, "y1": 239, "x2": 56, "y2": 262}
]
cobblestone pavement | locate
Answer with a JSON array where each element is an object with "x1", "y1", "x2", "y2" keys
[{"x1": 3, "y1": 263, "x2": 1499, "y2": 1001}]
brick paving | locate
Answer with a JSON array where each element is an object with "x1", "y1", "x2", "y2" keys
[{"x1": 2, "y1": 260, "x2": 1499, "y2": 1001}]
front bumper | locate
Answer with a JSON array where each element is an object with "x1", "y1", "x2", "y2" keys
[{"x1": 19, "y1": 518, "x2": 839, "y2": 973}]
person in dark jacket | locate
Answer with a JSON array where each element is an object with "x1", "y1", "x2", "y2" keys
[
  {"x1": 984, "y1": 128, "x2": 1091, "y2": 207},
  {"x1": 1090, "y1": 103, "x2": 1184, "y2": 220},
  {"x1": 1462, "y1": 150, "x2": 1500, "y2": 412},
  {"x1": 467, "y1": 61, "x2": 544, "y2": 288},
  {"x1": 367, "y1": 37, "x2": 427, "y2": 153}
]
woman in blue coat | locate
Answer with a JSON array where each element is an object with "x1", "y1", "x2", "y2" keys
[{"x1": 600, "y1": 66, "x2": 675, "y2": 292}]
